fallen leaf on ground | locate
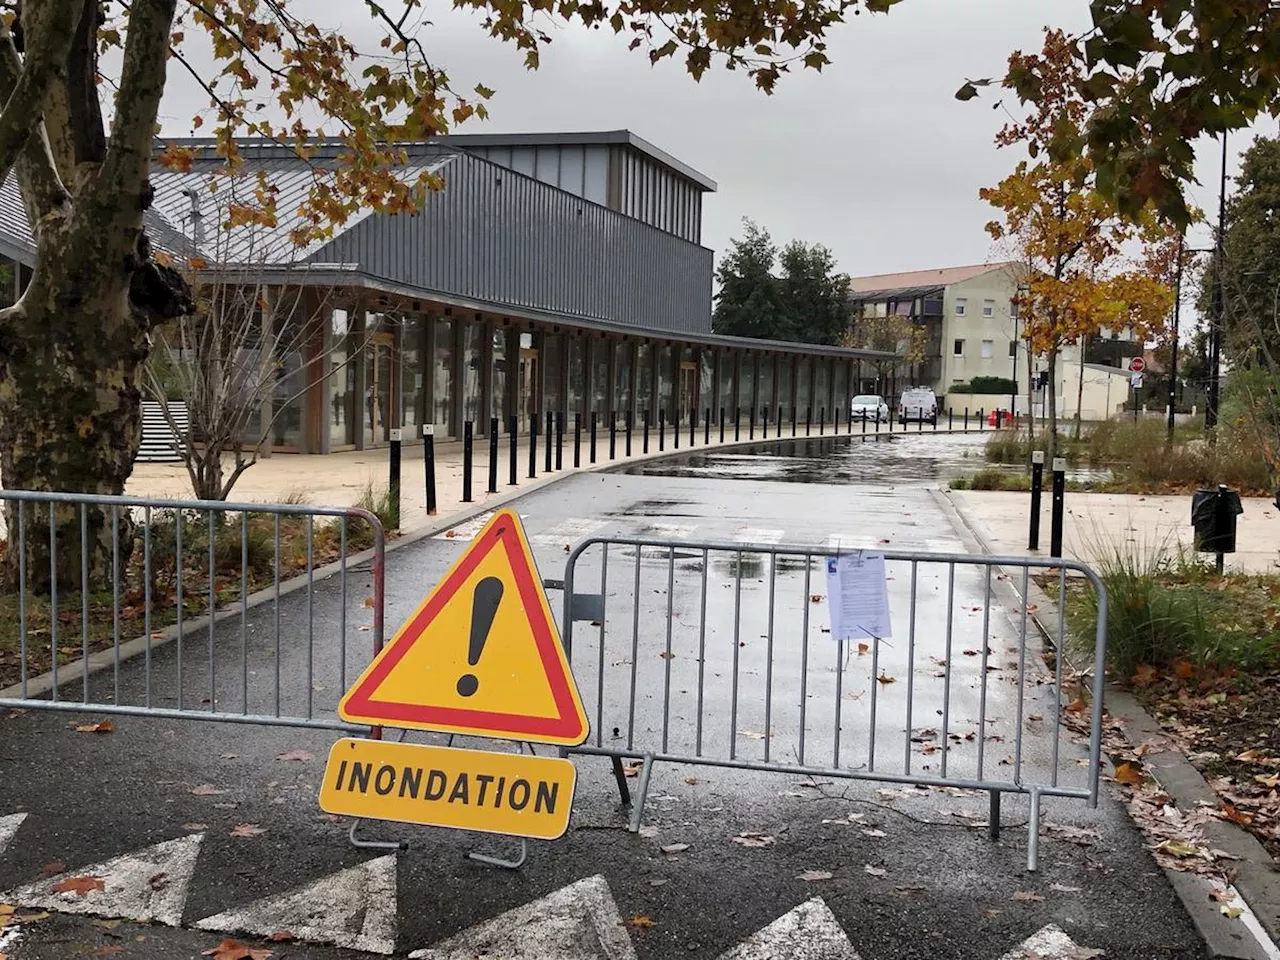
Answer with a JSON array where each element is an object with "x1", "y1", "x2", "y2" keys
[
  {"x1": 202, "y1": 940, "x2": 272, "y2": 960},
  {"x1": 861, "y1": 828, "x2": 887, "y2": 838},
  {"x1": 809, "y1": 594, "x2": 824, "y2": 603},
  {"x1": 182, "y1": 823, "x2": 208, "y2": 831},
  {"x1": 1065, "y1": 697, "x2": 1089, "y2": 714},
  {"x1": 637, "y1": 826, "x2": 659, "y2": 839},
  {"x1": 266, "y1": 932, "x2": 294, "y2": 942},
  {"x1": 876, "y1": 672, "x2": 896, "y2": 684},
  {"x1": 190, "y1": 784, "x2": 227, "y2": 796},
  {"x1": 796, "y1": 870, "x2": 833, "y2": 881},
  {"x1": 38, "y1": 862, "x2": 66, "y2": 877},
  {"x1": 275, "y1": 749, "x2": 313, "y2": 762},
  {"x1": 738, "y1": 730, "x2": 769, "y2": 740},
  {"x1": 50, "y1": 876, "x2": 105, "y2": 897},
  {"x1": 623, "y1": 915, "x2": 656, "y2": 929},
  {"x1": 1220, "y1": 803, "x2": 1254, "y2": 825},
  {"x1": 361, "y1": 596, "x2": 376, "y2": 608},
  {"x1": 89, "y1": 948, "x2": 123, "y2": 957},
  {"x1": 1130, "y1": 664, "x2": 1159, "y2": 687},
  {"x1": 622, "y1": 761, "x2": 643, "y2": 778},
  {"x1": 856, "y1": 642, "x2": 869, "y2": 656},
  {"x1": 230, "y1": 824, "x2": 265, "y2": 838},
  {"x1": 1155, "y1": 839, "x2": 1200, "y2": 858},
  {"x1": 660, "y1": 843, "x2": 689, "y2": 855},
  {"x1": 73, "y1": 720, "x2": 114, "y2": 733},
  {"x1": 147, "y1": 872, "x2": 169, "y2": 892},
  {"x1": 1113, "y1": 762, "x2": 1144, "y2": 785},
  {"x1": 649, "y1": 878, "x2": 668, "y2": 887},
  {"x1": 732, "y1": 832, "x2": 776, "y2": 848},
  {"x1": 684, "y1": 776, "x2": 700, "y2": 785},
  {"x1": 657, "y1": 651, "x2": 675, "y2": 659},
  {"x1": 863, "y1": 864, "x2": 887, "y2": 877},
  {"x1": 1011, "y1": 891, "x2": 1045, "y2": 902}
]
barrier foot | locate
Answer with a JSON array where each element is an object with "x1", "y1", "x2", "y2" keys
[
  {"x1": 988, "y1": 790, "x2": 1001, "y2": 841},
  {"x1": 627, "y1": 754, "x2": 655, "y2": 833},
  {"x1": 1026, "y1": 788, "x2": 1042, "y2": 872},
  {"x1": 611, "y1": 755, "x2": 633, "y2": 806},
  {"x1": 347, "y1": 818, "x2": 408, "y2": 853},
  {"x1": 468, "y1": 837, "x2": 528, "y2": 870}
]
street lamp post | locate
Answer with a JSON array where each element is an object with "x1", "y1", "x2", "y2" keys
[
  {"x1": 1167, "y1": 235, "x2": 1184, "y2": 440},
  {"x1": 1207, "y1": 134, "x2": 1228, "y2": 436}
]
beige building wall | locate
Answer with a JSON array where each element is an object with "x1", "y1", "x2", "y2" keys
[{"x1": 940, "y1": 268, "x2": 1024, "y2": 391}]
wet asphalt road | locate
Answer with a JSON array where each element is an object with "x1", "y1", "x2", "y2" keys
[{"x1": 0, "y1": 434, "x2": 1207, "y2": 959}]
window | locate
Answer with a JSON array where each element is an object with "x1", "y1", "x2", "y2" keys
[
  {"x1": 1008, "y1": 341, "x2": 1018, "y2": 359},
  {"x1": 981, "y1": 339, "x2": 994, "y2": 359},
  {"x1": 953, "y1": 338, "x2": 965, "y2": 357},
  {"x1": 954, "y1": 298, "x2": 967, "y2": 316},
  {"x1": 983, "y1": 299, "x2": 995, "y2": 318}
]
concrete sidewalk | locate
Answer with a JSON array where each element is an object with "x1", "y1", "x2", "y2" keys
[
  {"x1": 946, "y1": 489, "x2": 1280, "y2": 573},
  {"x1": 125, "y1": 420, "x2": 798, "y2": 535}
]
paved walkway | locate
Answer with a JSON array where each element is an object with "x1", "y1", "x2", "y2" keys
[
  {"x1": 126, "y1": 419, "x2": 851, "y2": 535},
  {"x1": 947, "y1": 489, "x2": 1279, "y2": 574}
]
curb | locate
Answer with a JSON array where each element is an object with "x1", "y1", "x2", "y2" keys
[
  {"x1": 940, "y1": 487, "x2": 1280, "y2": 958},
  {"x1": 1, "y1": 428, "x2": 906, "y2": 704}
]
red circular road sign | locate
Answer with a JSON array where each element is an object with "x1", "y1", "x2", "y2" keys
[{"x1": 1128, "y1": 356, "x2": 1146, "y2": 373}]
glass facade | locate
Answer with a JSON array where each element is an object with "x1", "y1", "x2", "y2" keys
[
  {"x1": 402, "y1": 316, "x2": 424, "y2": 439},
  {"x1": 591, "y1": 339, "x2": 610, "y2": 414},
  {"x1": 778, "y1": 356, "x2": 794, "y2": 419},
  {"x1": 796, "y1": 357, "x2": 812, "y2": 419},
  {"x1": 567, "y1": 337, "x2": 585, "y2": 416},
  {"x1": 814, "y1": 359, "x2": 831, "y2": 420},
  {"x1": 636, "y1": 343, "x2": 653, "y2": 420},
  {"x1": 462, "y1": 321, "x2": 483, "y2": 427},
  {"x1": 542, "y1": 332, "x2": 563, "y2": 420},
  {"x1": 718, "y1": 352, "x2": 734, "y2": 418},
  {"x1": 758, "y1": 356, "x2": 774, "y2": 416},
  {"x1": 433, "y1": 319, "x2": 454, "y2": 436},
  {"x1": 614, "y1": 341, "x2": 632, "y2": 422},
  {"x1": 518, "y1": 332, "x2": 538, "y2": 422},
  {"x1": 657, "y1": 344, "x2": 673, "y2": 420},
  {"x1": 737, "y1": 353, "x2": 755, "y2": 416},
  {"x1": 364, "y1": 312, "x2": 396, "y2": 446},
  {"x1": 330, "y1": 308, "x2": 356, "y2": 448},
  {"x1": 490, "y1": 327, "x2": 508, "y2": 432},
  {"x1": 699, "y1": 350, "x2": 715, "y2": 418},
  {"x1": 833, "y1": 361, "x2": 849, "y2": 417}
]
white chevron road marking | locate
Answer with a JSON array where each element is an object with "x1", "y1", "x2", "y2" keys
[
  {"x1": 195, "y1": 854, "x2": 397, "y2": 955},
  {"x1": 1, "y1": 833, "x2": 202, "y2": 926},
  {"x1": 0, "y1": 812, "x2": 27, "y2": 857},
  {"x1": 997, "y1": 924, "x2": 1101, "y2": 959},
  {"x1": 716, "y1": 898, "x2": 860, "y2": 960},
  {"x1": 409, "y1": 874, "x2": 636, "y2": 960}
]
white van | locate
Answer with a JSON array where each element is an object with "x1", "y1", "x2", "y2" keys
[{"x1": 898, "y1": 387, "x2": 938, "y2": 426}]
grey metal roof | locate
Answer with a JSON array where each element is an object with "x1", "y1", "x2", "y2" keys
[
  {"x1": 149, "y1": 154, "x2": 452, "y2": 265},
  {"x1": 849, "y1": 283, "x2": 946, "y2": 303},
  {"x1": 436, "y1": 130, "x2": 717, "y2": 192}
]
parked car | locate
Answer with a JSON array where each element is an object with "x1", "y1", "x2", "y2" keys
[
  {"x1": 849, "y1": 395, "x2": 889, "y2": 423},
  {"x1": 898, "y1": 387, "x2": 938, "y2": 426}
]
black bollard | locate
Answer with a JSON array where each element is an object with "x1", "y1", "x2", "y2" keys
[
  {"x1": 555, "y1": 411, "x2": 564, "y2": 471},
  {"x1": 719, "y1": 407, "x2": 725, "y2": 444},
  {"x1": 423, "y1": 425, "x2": 437, "y2": 515},
  {"x1": 643, "y1": 409, "x2": 650, "y2": 453},
  {"x1": 863, "y1": 413, "x2": 868, "y2": 437},
  {"x1": 462, "y1": 420, "x2": 474, "y2": 503},
  {"x1": 674, "y1": 409, "x2": 680, "y2": 450},
  {"x1": 590, "y1": 411, "x2": 598, "y2": 464},
  {"x1": 792, "y1": 405, "x2": 798, "y2": 437},
  {"x1": 488, "y1": 418, "x2": 499, "y2": 494},
  {"x1": 610, "y1": 414, "x2": 617, "y2": 460},
  {"x1": 1029, "y1": 450, "x2": 1045, "y2": 550},
  {"x1": 806, "y1": 406, "x2": 812, "y2": 437},
  {"x1": 1049, "y1": 456, "x2": 1066, "y2": 558},
  {"x1": 528, "y1": 414, "x2": 537, "y2": 479},
  {"x1": 777, "y1": 405, "x2": 783, "y2": 437},
  {"x1": 749, "y1": 406, "x2": 756, "y2": 440},
  {"x1": 964, "y1": 408, "x2": 969, "y2": 431},
  {"x1": 659, "y1": 409, "x2": 666, "y2": 452},
  {"x1": 979, "y1": 408, "x2": 985, "y2": 433},
  {"x1": 545, "y1": 411, "x2": 554, "y2": 472},
  {"x1": 690, "y1": 409, "x2": 696, "y2": 447},
  {"x1": 389, "y1": 427, "x2": 402, "y2": 530},
  {"x1": 734, "y1": 407, "x2": 741, "y2": 442},
  {"x1": 705, "y1": 407, "x2": 711, "y2": 446},
  {"x1": 949, "y1": 409, "x2": 953, "y2": 431},
  {"x1": 574, "y1": 412, "x2": 582, "y2": 468},
  {"x1": 626, "y1": 410, "x2": 633, "y2": 457},
  {"x1": 833, "y1": 407, "x2": 839, "y2": 436},
  {"x1": 762, "y1": 406, "x2": 769, "y2": 440},
  {"x1": 820, "y1": 406, "x2": 826, "y2": 436},
  {"x1": 508, "y1": 415, "x2": 518, "y2": 486}
]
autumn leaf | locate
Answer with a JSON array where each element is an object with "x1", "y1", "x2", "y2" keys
[
  {"x1": 73, "y1": 720, "x2": 114, "y2": 733},
  {"x1": 1155, "y1": 839, "x2": 1200, "y2": 858},
  {"x1": 661, "y1": 843, "x2": 690, "y2": 855},
  {"x1": 731, "y1": 832, "x2": 776, "y2": 848},
  {"x1": 1220, "y1": 803, "x2": 1254, "y2": 825},
  {"x1": 1130, "y1": 664, "x2": 1158, "y2": 687},
  {"x1": 202, "y1": 940, "x2": 273, "y2": 960},
  {"x1": 809, "y1": 594, "x2": 824, "y2": 603},
  {"x1": 1113, "y1": 762, "x2": 1145, "y2": 785},
  {"x1": 623, "y1": 915, "x2": 656, "y2": 929},
  {"x1": 796, "y1": 869, "x2": 833, "y2": 881},
  {"x1": 275, "y1": 749, "x2": 314, "y2": 762},
  {"x1": 876, "y1": 671, "x2": 896, "y2": 684},
  {"x1": 38, "y1": 861, "x2": 66, "y2": 877},
  {"x1": 230, "y1": 824, "x2": 266, "y2": 838},
  {"x1": 856, "y1": 642, "x2": 869, "y2": 656},
  {"x1": 1173, "y1": 658, "x2": 1195, "y2": 680},
  {"x1": 50, "y1": 875, "x2": 106, "y2": 897},
  {"x1": 1065, "y1": 697, "x2": 1089, "y2": 714},
  {"x1": 622, "y1": 761, "x2": 643, "y2": 778}
]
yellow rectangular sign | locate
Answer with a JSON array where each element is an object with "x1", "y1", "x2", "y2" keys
[{"x1": 318, "y1": 737, "x2": 576, "y2": 840}]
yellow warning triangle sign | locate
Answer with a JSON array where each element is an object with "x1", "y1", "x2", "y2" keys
[{"x1": 338, "y1": 510, "x2": 589, "y2": 746}]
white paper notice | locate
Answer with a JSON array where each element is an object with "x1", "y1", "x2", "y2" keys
[{"x1": 825, "y1": 553, "x2": 892, "y2": 640}]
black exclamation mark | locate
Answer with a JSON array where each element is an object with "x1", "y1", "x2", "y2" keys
[{"x1": 457, "y1": 576, "x2": 503, "y2": 697}]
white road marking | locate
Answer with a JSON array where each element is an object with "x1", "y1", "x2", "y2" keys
[
  {"x1": 1, "y1": 833, "x2": 202, "y2": 926},
  {"x1": 0, "y1": 925, "x2": 22, "y2": 954},
  {"x1": 0, "y1": 812, "x2": 27, "y2": 857},
  {"x1": 824, "y1": 535, "x2": 879, "y2": 553},
  {"x1": 648, "y1": 521, "x2": 698, "y2": 541},
  {"x1": 433, "y1": 512, "x2": 494, "y2": 541},
  {"x1": 734, "y1": 528, "x2": 786, "y2": 547},
  {"x1": 717, "y1": 898, "x2": 860, "y2": 959},
  {"x1": 409, "y1": 874, "x2": 637, "y2": 960},
  {"x1": 532, "y1": 517, "x2": 609, "y2": 547},
  {"x1": 195, "y1": 854, "x2": 397, "y2": 955},
  {"x1": 996, "y1": 924, "x2": 1093, "y2": 959}
]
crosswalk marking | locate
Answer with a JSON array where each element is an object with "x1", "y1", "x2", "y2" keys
[
  {"x1": 1, "y1": 833, "x2": 202, "y2": 927},
  {"x1": 734, "y1": 528, "x2": 786, "y2": 547},
  {"x1": 408, "y1": 874, "x2": 636, "y2": 960},
  {"x1": 433, "y1": 512, "x2": 495, "y2": 541},
  {"x1": 531, "y1": 517, "x2": 609, "y2": 547},
  {"x1": 647, "y1": 521, "x2": 698, "y2": 540},
  {"x1": 195, "y1": 854, "x2": 397, "y2": 955},
  {"x1": 997, "y1": 925, "x2": 1093, "y2": 960},
  {"x1": 0, "y1": 812, "x2": 26, "y2": 858},
  {"x1": 717, "y1": 898, "x2": 860, "y2": 959}
]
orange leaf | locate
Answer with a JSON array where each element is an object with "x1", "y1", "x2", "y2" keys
[
  {"x1": 1220, "y1": 803, "x2": 1254, "y2": 826},
  {"x1": 50, "y1": 875, "x2": 106, "y2": 897},
  {"x1": 1065, "y1": 697, "x2": 1089, "y2": 714},
  {"x1": 73, "y1": 720, "x2": 114, "y2": 733},
  {"x1": 202, "y1": 940, "x2": 273, "y2": 960},
  {"x1": 1130, "y1": 664, "x2": 1158, "y2": 688},
  {"x1": 856, "y1": 642, "x2": 869, "y2": 656},
  {"x1": 1173, "y1": 659, "x2": 1195, "y2": 680},
  {"x1": 876, "y1": 671, "x2": 896, "y2": 685},
  {"x1": 623, "y1": 914, "x2": 656, "y2": 929},
  {"x1": 1113, "y1": 762, "x2": 1144, "y2": 785}
]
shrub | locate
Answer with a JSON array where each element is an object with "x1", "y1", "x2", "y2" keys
[{"x1": 356, "y1": 482, "x2": 400, "y2": 533}]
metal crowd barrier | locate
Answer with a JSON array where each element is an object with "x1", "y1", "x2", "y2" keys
[
  {"x1": 0, "y1": 490, "x2": 385, "y2": 731},
  {"x1": 559, "y1": 534, "x2": 1107, "y2": 871}
]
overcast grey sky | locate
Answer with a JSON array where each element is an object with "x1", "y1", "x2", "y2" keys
[{"x1": 155, "y1": 0, "x2": 1263, "y2": 278}]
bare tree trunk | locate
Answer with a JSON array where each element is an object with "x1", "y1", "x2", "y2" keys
[
  {"x1": 1045, "y1": 346, "x2": 1059, "y2": 467},
  {"x1": 1074, "y1": 341, "x2": 1086, "y2": 439},
  {"x1": 1025, "y1": 342, "x2": 1036, "y2": 442}
]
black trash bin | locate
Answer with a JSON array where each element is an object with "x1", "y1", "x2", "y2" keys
[{"x1": 1191, "y1": 485, "x2": 1244, "y2": 563}]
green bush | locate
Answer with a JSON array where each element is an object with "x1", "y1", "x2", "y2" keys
[{"x1": 356, "y1": 482, "x2": 400, "y2": 533}]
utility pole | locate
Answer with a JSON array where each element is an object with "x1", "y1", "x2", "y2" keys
[
  {"x1": 1167, "y1": 234, "x2": 1183, "y2": 440},
  {"x1": 1207, "y1": 134, "x2": 1228, "y2": 437}
]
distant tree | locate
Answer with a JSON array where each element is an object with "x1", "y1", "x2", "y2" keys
[
  {"x1": 843, "y1": 311, "x2": 926, "y2": 387},
  {"x1": 778, "y1": 240, "x2": 849, "y2": 345},
  {"x1": 1215, "y1": 136, "x2": 1280, "y2": 365},
  {"x1": 713, "y1": 220, "x2": 786, "y2": 340}
]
